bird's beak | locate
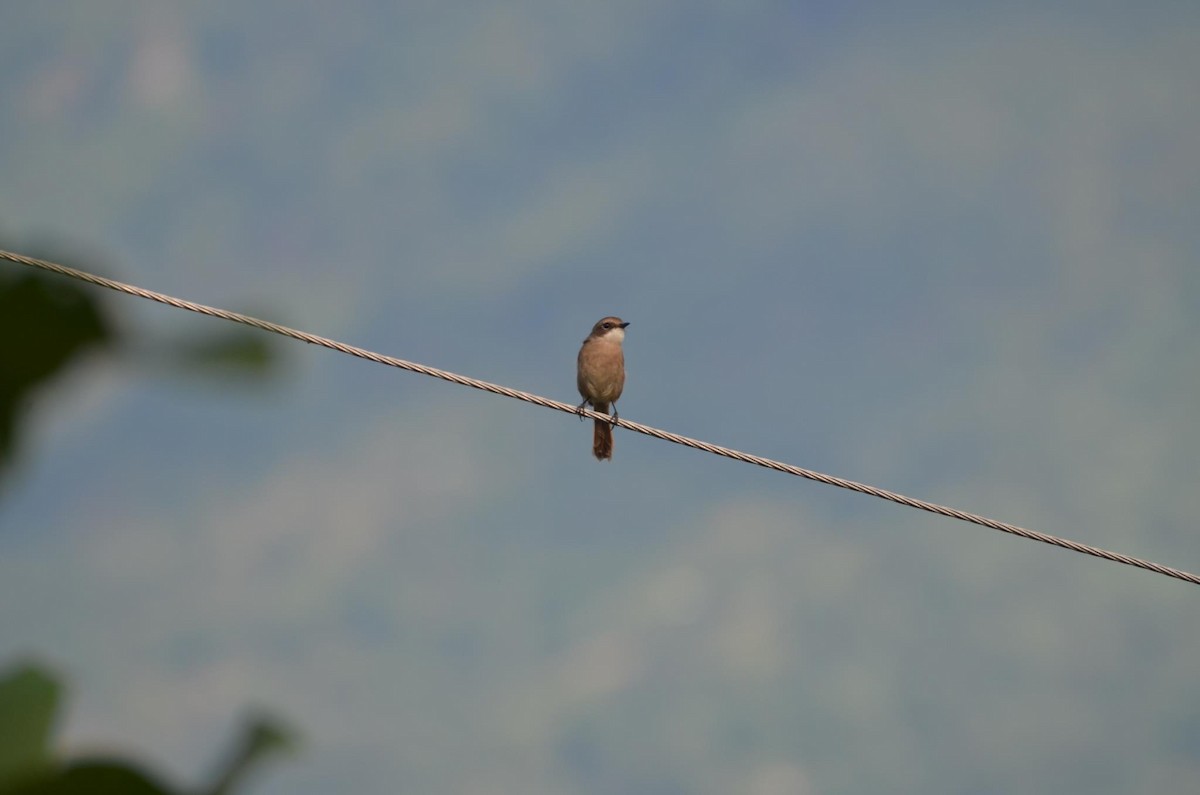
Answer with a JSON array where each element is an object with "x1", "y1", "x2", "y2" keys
[{"x1": 619, "y1": 321, "x2": 630, "y2": 328}]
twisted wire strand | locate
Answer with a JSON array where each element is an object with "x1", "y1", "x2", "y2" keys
[{"x1": 4, "y1": 248, "x2": 1197, "y2": 587}]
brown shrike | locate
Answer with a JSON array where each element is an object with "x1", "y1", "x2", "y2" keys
[{"x1": 576, "y1": 316, "x2": 629, "y2": 461}]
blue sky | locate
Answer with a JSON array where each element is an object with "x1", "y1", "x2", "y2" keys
[{"x1": 3, "y1": 2, "x2": 1200, "y2": 793}]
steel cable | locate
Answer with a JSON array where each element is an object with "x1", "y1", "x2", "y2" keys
[{"x1": 4, "y1": 248, "x2": 1196, "y2": 587}]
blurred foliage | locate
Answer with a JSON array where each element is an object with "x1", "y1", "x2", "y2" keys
[
  {"x1": 0, "y1": 661, "x2": 298, "y2": 795},
  {"x1": 0, "y1": 264, "x2": 112, "y2": 475},
  {"x1": 0, "y1": 244, "x2": 283, "y2": 479},
  {"x1": 170, "y1": 329, "x2": 278, "y2": 380},
  {"x1": 0, "y1": 664, "x2": 60, "y2": 786},
  {"x1": 0, "y1": 246, "x2": 294, "y2": 792},
  {"x1": 206, "y1": 715, "x2": 299, "y2": 795}
]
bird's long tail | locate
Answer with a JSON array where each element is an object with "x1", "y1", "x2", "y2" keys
[{"x1": 592, "y1": 403, "x2": 614, "y2": 460}]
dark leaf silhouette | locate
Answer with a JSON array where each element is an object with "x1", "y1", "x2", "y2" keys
[
  {"x1": 0, "y1": 661, "x2": 295, "y2": 795},
  {"x1": 0, "y1": 663, "x2": 62, "y2": 789},
  {"x1": 6, "y1": 761, "x2": 173, "y2": 795},
  {"x1": 0, "y1": 268, "x2": 112, "y2": 473}
]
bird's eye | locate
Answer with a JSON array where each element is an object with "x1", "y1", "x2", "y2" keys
[{"x1": 602, "y1": 323, "x2": 612, "y2": 329}]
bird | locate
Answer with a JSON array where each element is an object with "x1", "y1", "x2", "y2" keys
[{"x1": 576, "y1": 316, "x2": 629, "y2": 461}]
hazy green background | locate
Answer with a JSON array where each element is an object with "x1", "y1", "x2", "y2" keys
[{"x1": 3, "y1": 2, "x2": 1200, "y2": 793}]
